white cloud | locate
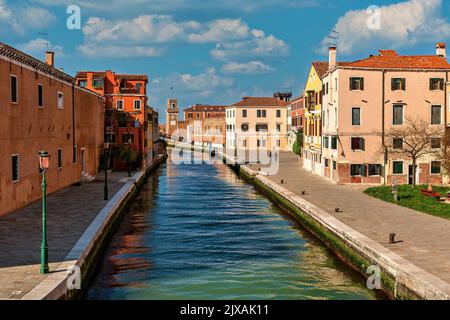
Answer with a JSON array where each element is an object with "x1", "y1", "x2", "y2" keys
[
  {"x1": 211, "y1": 29, "x2": 289, "y2": 60},
  {"x1": 0, "y1": 0, "x2": 11, "y2": 20},
  {"x1": 187, "y1": 19, "x2": 250, "y2": 43},
  {"x1": 179, "y1": 67, "x2": 234, "y2": 95},
  {"x1": 17, "y1": 38, "x2": 64, "y2": 57},
  {"x1": 221, "y1": 61, "x2": 274, "y2": 74},
  {"x1": 0, "y1": 1, "x2": 56, "y2": 34},
  {"x1": 322, "y1": 0, "x2": 450, "y2": 55},
  {"x1": 79, "y1": 14, "x2": 288, "y2": 60},
  {"x1": 77, "y1": 44, "x2": 166, "y2": 58}
]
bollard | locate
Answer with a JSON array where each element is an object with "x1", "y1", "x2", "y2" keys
[
  {"x1": 281, "y1": 179, "x2": 284, "y2": 184},
  {"x1": 335, "y1": 208, "x2": 341, "y2": 213},
  {"x1": 389, "y1": 233, "x2": 396, "y2": 244},
  {"x1": 301, "y1": 191, "x2": 306, "y2": 195}
]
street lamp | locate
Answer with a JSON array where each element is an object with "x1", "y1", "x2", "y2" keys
[
  {"x1": 104, "y1": 139, "x2": 110, "y2": 201},
  {"x1": 39, "y1": 151, "x2": 50, "y2": 274}
]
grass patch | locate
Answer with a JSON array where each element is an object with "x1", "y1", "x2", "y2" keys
[{"x1": 364, "y1": 185, "x2": 450, "y2": 219}]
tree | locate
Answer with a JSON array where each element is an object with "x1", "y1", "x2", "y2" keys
[
  {"x1": 292, "y1": 129, "x2": 304, "y2": 156},
  {"x1": 381, "y1": 117, "x2": 444, "y2": 188},
  {"x1": 437, "y1": 130, "x2": 450, "y2": 177}
]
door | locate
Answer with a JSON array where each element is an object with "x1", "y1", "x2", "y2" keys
[{"x1": 81, "y1": 149, "x2": 86, "y2": 174}]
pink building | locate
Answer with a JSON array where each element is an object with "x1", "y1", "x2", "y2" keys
[{"x1": 321, "y1": 44, "x2": 449, "y2": 185}]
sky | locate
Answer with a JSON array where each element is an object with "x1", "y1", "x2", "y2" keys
[{"x1": 1, "y1": 0, "x2": 450, "y2": 118}]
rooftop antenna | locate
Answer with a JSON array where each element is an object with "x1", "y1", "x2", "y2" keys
[
  {"x1": 327, "y1": 29, "x2": 339, "y2": 48},
  {"x1": 38, "y1": 32, "x2": 50, "y2": 51}
]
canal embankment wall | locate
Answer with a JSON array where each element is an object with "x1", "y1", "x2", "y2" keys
[
  {"x1": 167, "y1": 143, "x2": 450, "y2": 300},
  {"x1": 21, "y1": 156, "x2": 167, "y2": 300}
]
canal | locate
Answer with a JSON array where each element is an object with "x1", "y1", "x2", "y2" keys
[{"x1": 85, "y1": 153, "x2": 381, "y2": 300}]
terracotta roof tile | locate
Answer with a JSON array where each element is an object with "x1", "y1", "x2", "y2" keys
[
  {"x1": 184, "y1": 105, "x2": 227, "y2": 112},
  {"x1": 345, "y1": 50, "x2": 450, "y2": 69},
  {"x1": 231, "y1": 97, "x2": 289, "y2": 107}
]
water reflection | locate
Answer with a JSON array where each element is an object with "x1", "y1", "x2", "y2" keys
[{"x1": 86, "y1": 155, "x2": 383, "y2": 300}]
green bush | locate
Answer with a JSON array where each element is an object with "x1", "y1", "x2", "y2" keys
[{"x1": 293, "y1": 140, "x2": 301, "y2": 155}]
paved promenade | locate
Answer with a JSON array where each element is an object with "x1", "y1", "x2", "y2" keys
[
  {"x1": 0, "y1": 171, "x2": 133, "y2": 299},
  {"x1": 249, "y1": 152, "x2": 450, "y2": 286}
]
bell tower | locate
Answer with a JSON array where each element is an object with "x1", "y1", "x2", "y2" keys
[{"x1": 166, "y1": 99, "x2": 179, "y2": 135}]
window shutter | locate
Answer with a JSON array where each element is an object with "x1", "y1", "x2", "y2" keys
[
  {"x1": 350, "y1": 78, "x2": 353, "y2": 90},
  {"x1": 440, "y1": 79, "x2": 444, "y2": 90},
  {"x1": 402, "y1": 78, "x2": 406, "y2": 91},
  {"x1": 361, "y1": 138, "x2": 365, "y2": 151},
  {"x1": 362, "y1": 165, "x2": 368, "y2": 177},
  {"x1": 391, "y1": 79, "x2": 395, "y2": 91},
  {"x1": 361, "y1": 78, "x2": 364, "y2": 91}
]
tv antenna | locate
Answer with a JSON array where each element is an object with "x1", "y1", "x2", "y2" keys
[
  {"x1": 327, "y1": 29, "x2": 339, "y2": 47},
  {"x1": 37, "y1": 32, "x2": 50, "y2": 51}
]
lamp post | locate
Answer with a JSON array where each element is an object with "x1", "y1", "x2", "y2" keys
[
  {"x1": 104, "y1": 139, "x2": 110, "y2": 201},
  {"x1": 39, "y1": 151, "x2": 50, "y2": 274}
]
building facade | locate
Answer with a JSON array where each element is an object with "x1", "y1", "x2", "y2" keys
[
  {"x1": 287, "y1": 96, "x2": 304, "y2": 151},
  {"x1": 303, "y1": 62, "x2": 327, "y2": 175},
  {"x1": 321, "y1": 44, "x2": 449, "y2": 185},
  {"x1": 184, "y1": 105, "x2": 226, "y2": 148},
  {"x1": 75, "y1": 71, "x2": 154, "y2": 169},
  {"x1": 0, "y1": 43, "x2": 105, "y2": 216},
  {"x1": 226, "y1": 96, "x2": 289, "y2": 161}
]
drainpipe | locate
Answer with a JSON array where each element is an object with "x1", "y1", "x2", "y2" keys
[
  {"x1": 72, "y1": 83, "x2": 76, "y2": 163},
  {"x1": 382, "y1": 69, "x2": 387, "y2": 185}
]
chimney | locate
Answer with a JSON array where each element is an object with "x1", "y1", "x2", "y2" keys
[
  {"x1": 436, "y1": 43, "x2": 446, "y2": 58},
  {"x1": 45, "y1": 51, "x2": 55, "y2": 67},
  {"x1": 329, "y1": 46, "x2": 337, "y2": 70}
]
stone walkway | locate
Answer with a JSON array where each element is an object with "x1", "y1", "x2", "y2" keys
[
  {"x1": 249, "y1": 152, "x2": 450, "y2": 285},
  {"x1": 0, "y1": 171, "x2": 133, "y2": 299}
]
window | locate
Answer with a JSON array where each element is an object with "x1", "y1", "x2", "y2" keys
[
  {"x1": 393, "y1": 104, "x2": 403, "y2": 125},
  {"x1": 393, "y1": 138, "x2": 403, "y2": 150},
  {"x1": 393, "y1": 161, "x2": 404, "y2": 174},
  {"x1": 256, "y1": 124, "x2": 268, "y2": 132},
  {"x1": 391, "y1": 78, "x2": 406, "y2": 91},
  {"x1": 323, "y1": 136, "x2": 329, "y2": 148},
  {"x1": 241, "y1": 123, "x2": 249, "y2": 132},
  {"x1": 116, "y1": 100, "x2": 124, "y2": 110},
  {"x1": 11, "y1": 155, "x2": 19, "y2": 182},
  {"x1": 431, "y1": 138, "x2": 441, "y2": 149},
  {"x1": 350, "y1": 164, "x2": 365, "y2": 176},
  {"x1": 38, "y1": 84, "x2": 43, "y2": 108},
  {"x1": 93, "y1": 78, "x2": 104, "y2": 89},
  {"x1": 276, "y1": 124, "x2": 281, "y2": 132},
  {"x1": 369, "y1": 164, "x2": 382, "y2": 176},
  {"x1": 325, "y1": 159, "x2": 329, "y2": 167},
  {"x1": 58, "y1": 149, "x2": 62, "y2": 169},
  {"x1": 352, "y1": 107, "x2": 361, "y2": 126},
  {"x1": 350, "y1": 77, "x2": 364, "y2": 91},
  {"x1": 351, "y1": 137, "x2": 365, "y2": 151},
  {"x1": 276, "y1": 139, "x2": 281, "y2": 147},
  {"x1": 188, "y1": 113, "x2": 193, "y2": 118},
  {"x1": 11, "y1": 75, "x2": 18, "y2": 103},
  {"x1": 276, "y1": 110, "x2": 281, "y2": 118},
  {"x1": 331, "y1": 136, "x2": 338, "y2": 150},
  {"x1": 134, "y1": 100, "x2": 142, "y2": 110},
  {"x1": 135, "y1": 83, "x2": 142, "y2": 94},
  {"x1": 257, "y1": 139, "x2": 266, "y2": 148},
  {"x1": 430, "y1": 78, "x2": 444, "y2": 91},
  {"x1": 257, "y1": 110, "x2": 266, "y2": 118},
  {"x1": 78, "y1": 80, "x2": 87, "y2": 88},
  {"x1": 242, "y1": 139, "x2": 247, "y2": 147},
  {"x1": 73, "y1": 145, "x2": 77, "y2": 164},
  {"x1": 122, "y1": 133, "x2": 134, "y2": 144},
  {"x1": 431, "y1": 161, "x2": 441, "y2": 174},
  {"x1": 431, "y1": 105, "x2": 441, "y2": 125},
  {"x1": 242, "y1": 109, "x2": 247, "y2": 118},
  {"x1": 105, "y1": 133, "x2": 116, "y2": 143},
  {"x1": 333, "y1": 161, "x2": 337, "y2": 170},
  {"x1": 57, "y1": 91, "x2": 64, "y2": 109}
]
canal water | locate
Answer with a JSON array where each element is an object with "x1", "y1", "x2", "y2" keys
[{"x1": 85, "y1": 153, "x2": 381, "y2": 300}]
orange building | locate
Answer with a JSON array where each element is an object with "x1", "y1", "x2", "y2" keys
[
  {"x1": 75, "y1": 71, "x2": 155, "y2": 169},
  {"x1": 0, "y1": 43, "x2": 105, "y2": 216}
]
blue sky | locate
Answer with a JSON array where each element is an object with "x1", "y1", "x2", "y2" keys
[{"x1": 1, "y1": 0, "x2": 450, "y2": 117}]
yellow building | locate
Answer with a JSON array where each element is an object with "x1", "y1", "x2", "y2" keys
[{"x1": 303, "y1": 61, "x2": 328, "y2": 175}]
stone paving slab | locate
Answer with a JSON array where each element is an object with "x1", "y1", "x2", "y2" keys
[
  {"x1": 0, "y1": 171, "x2": 132, "y2": 299},
  {"x1": 249, "y1": 152, "x2": 450, "y2": 286}
]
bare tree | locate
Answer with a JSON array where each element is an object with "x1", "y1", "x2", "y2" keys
[
  {"x1": 437, "y1": 131, "x2": 450, "y2": 177},
  {"x1": 380, "y1": 117, "x2": 444, "y2": 188}
]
